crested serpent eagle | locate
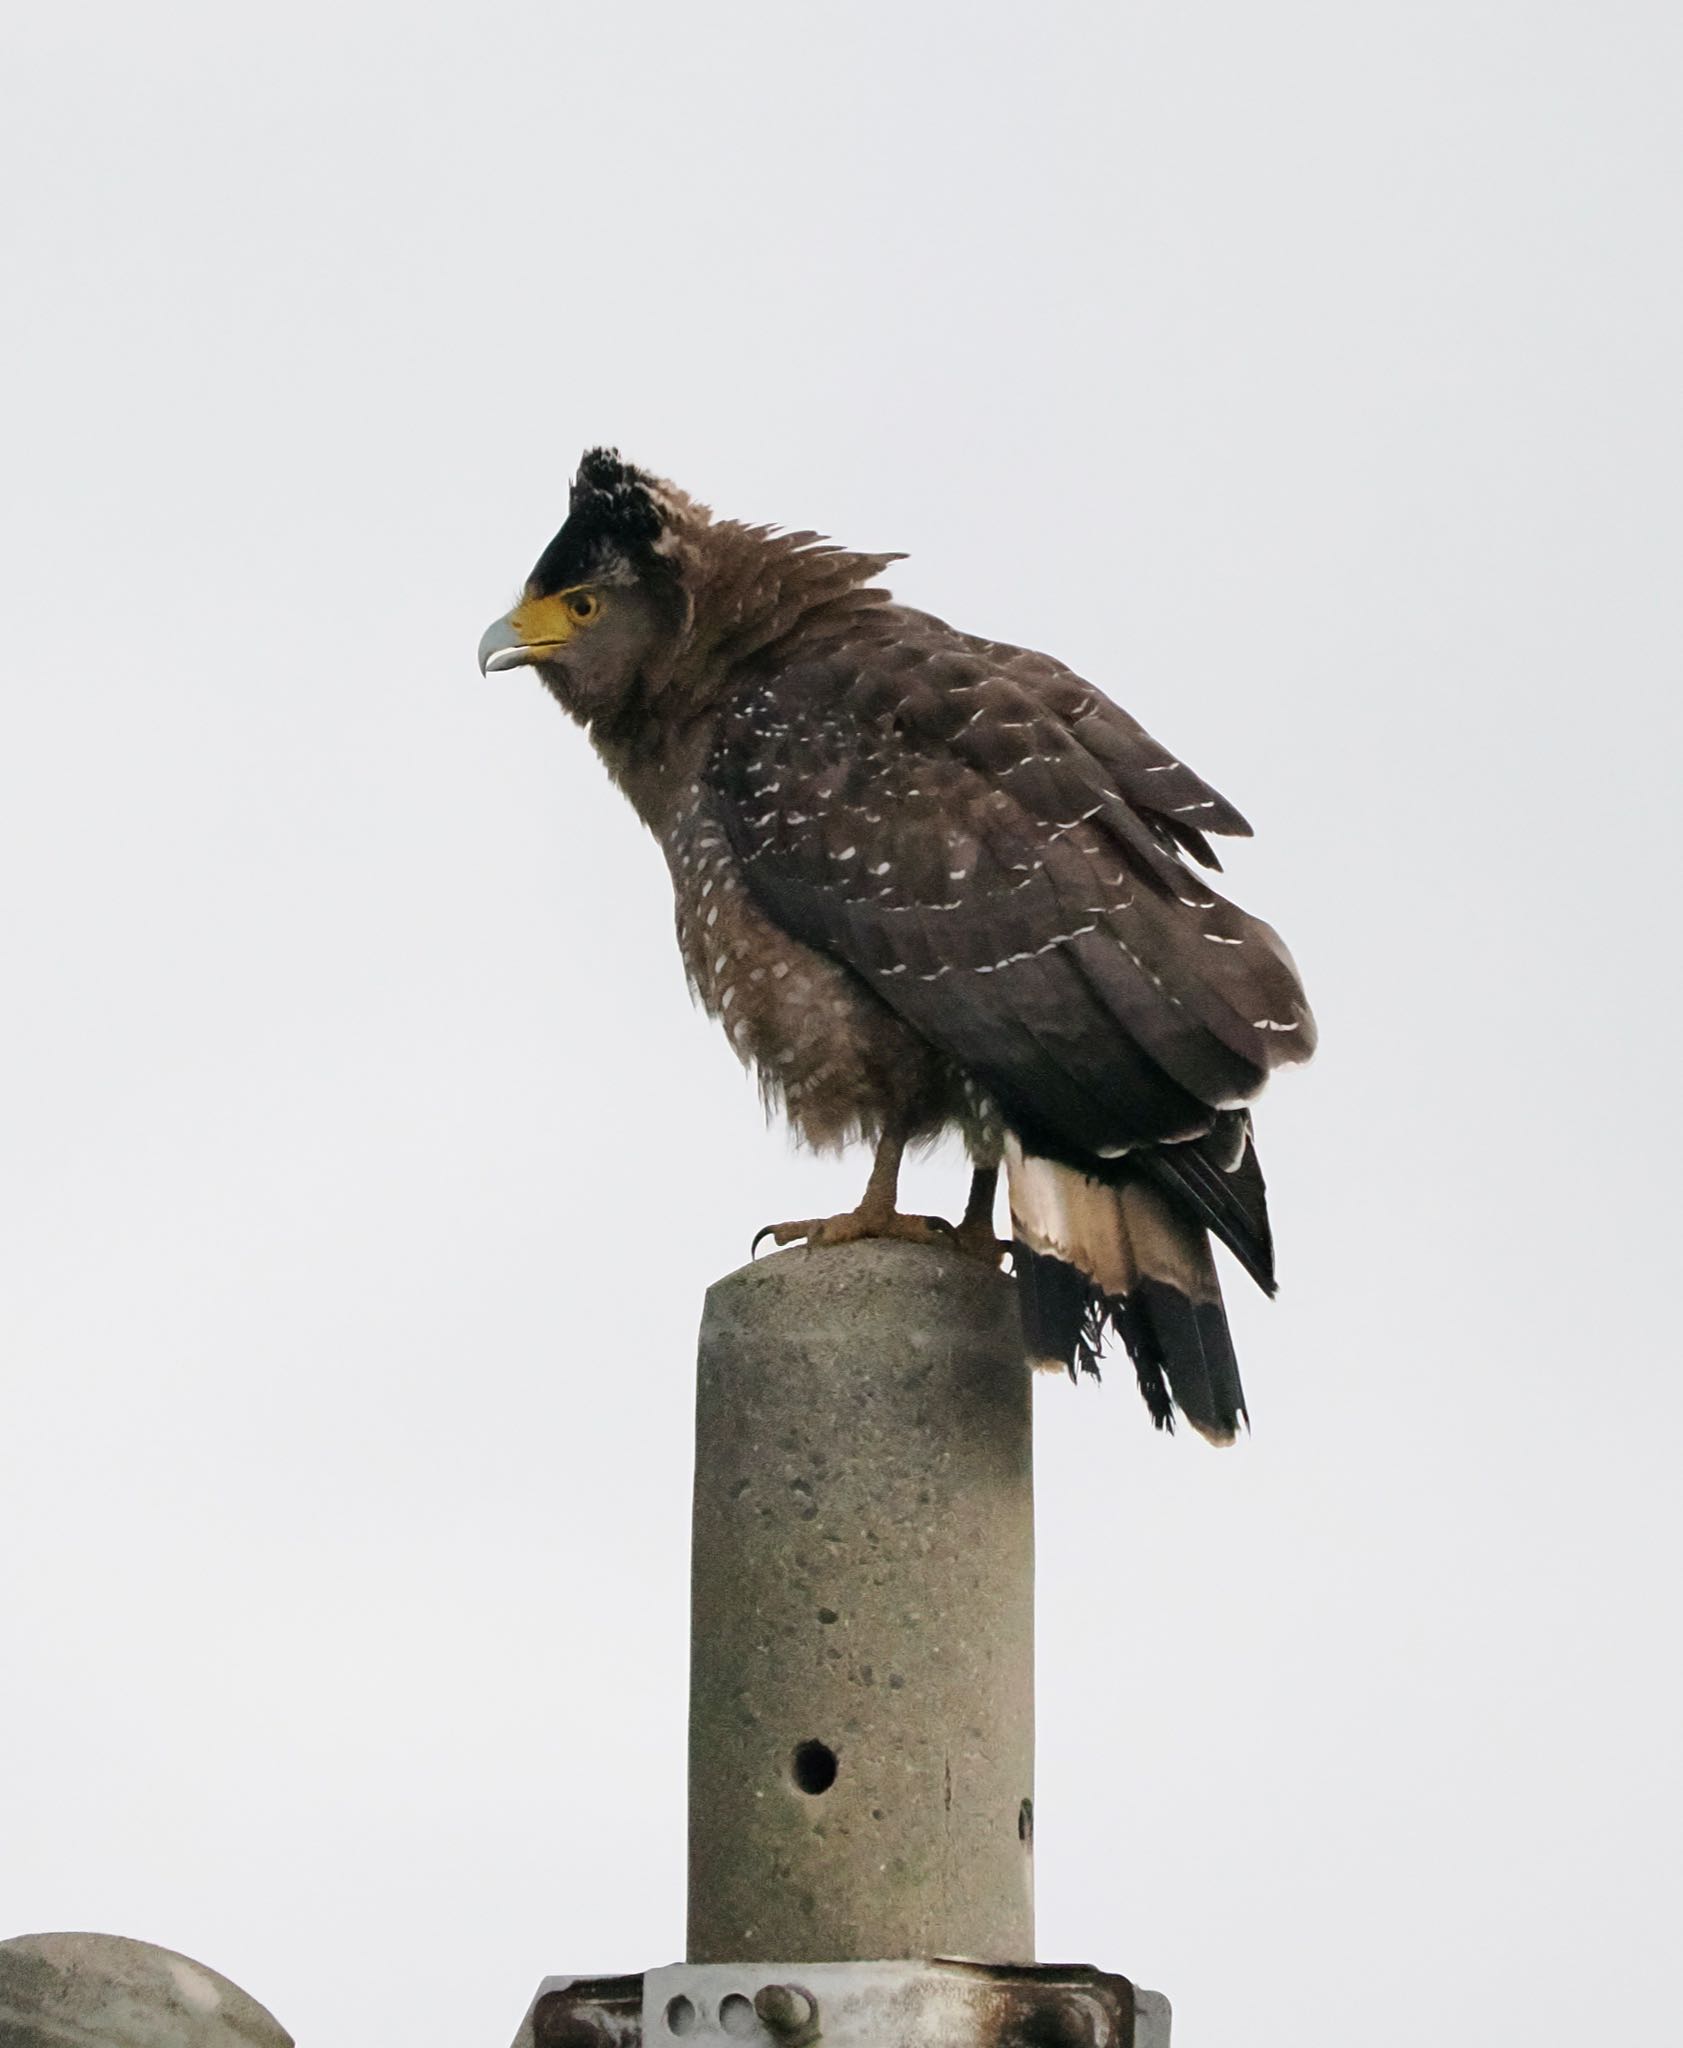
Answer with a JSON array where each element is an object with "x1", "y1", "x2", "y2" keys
[{"x1": 479, "y1": 450, "x2": 1316, "y2": 1441}]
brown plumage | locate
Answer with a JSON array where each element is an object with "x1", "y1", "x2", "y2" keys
[{"x1": 478, "y1": 450, "x2": 1316, "y2": 1439}]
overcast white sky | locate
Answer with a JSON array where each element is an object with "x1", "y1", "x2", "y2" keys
[{"x1": 3, "y1": 4, "x2": 1680, "y2": 2043}]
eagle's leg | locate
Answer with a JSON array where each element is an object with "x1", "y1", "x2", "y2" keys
[
  {"x1": 753, "y1": 1125, "x2": 955, "y2": 1254},
  {"x1": 950, "y1": 1165, "x2": 1012, "y2": 1268}
]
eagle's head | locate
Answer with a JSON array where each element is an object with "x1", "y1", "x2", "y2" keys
[{"x1": 478, "y1": 448, "x2": 694, "y2": 719}]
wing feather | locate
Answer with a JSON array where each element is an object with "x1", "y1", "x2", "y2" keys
[{"x1": 707, "y1": 612, "x2": 1314, "y2": 1163}]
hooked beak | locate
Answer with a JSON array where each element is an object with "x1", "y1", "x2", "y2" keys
[
  {"x1": 479, "y1": 591, "x2": 581, "y2": 674},
  {"x1": 478, "y1": 613, "x2": 543, "y2": 674}
]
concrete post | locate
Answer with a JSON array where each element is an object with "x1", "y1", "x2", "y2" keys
[{"x1": 687, "y1": 1241, "x2": 1034, "y2": 1965}]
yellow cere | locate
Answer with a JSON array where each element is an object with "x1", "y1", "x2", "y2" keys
[{"x1": 508, "y1": 585, "x2": 603, "y2": 652}]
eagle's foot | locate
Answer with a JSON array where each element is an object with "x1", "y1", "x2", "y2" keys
[
  {"x1": 947, "y1": 1164, "x2": 1011, "y2": 1267},
  {"x1": 752, "y1": 1207, "x2": 956, "y2": 1256},
  {"x1": 948, "y1": 1215, "x2": 1014, "y2": 1268}
]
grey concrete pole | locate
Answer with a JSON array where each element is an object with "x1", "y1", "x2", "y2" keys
[{"x1": 687, "y1": 1240, "x2": 1034, "y2": 1965}]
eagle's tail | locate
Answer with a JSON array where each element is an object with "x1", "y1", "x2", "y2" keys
[{"x1": 1006, "y1": 1144, "x2": 1247, "y2": 1444}]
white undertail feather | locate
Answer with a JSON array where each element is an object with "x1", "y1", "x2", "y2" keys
[
  {"x1": 1115, "y1": 1177, "x2": 1222, "y2": 1303},
  {"x1": 1005, "y1": 1137, "x2": 1234, "y2": 1441},
  {"x1": 1005, "y1": 1137, "x2": 1221, "y2": 1300},
  {"x1": 1006, "y1": 1141, "x2": 1126, "y2": 1280},
  {"x1": 1005, "y1": 1137, "x2": 1131, "y2": 1371}
]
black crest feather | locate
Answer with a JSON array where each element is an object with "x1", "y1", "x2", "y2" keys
[{"x1": 529, "y1": 447, "x2": 672, "y2": 594}]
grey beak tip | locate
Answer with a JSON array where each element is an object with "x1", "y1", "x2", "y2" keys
[{"x1": 477, "y1": 616, "x2": 527, "y2": 675}]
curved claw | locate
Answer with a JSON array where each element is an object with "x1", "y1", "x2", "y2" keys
[
  {"x1": 751, "y1": 1209, "x2": 961, "y2": 1258},
  {"x1": 752, "y1": 1217, "x2": 822, "y2": 1256}
]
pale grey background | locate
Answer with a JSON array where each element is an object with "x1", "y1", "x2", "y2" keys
[{"x1": 3, "y1": 4, "x2": 1678, "y2": 2042}]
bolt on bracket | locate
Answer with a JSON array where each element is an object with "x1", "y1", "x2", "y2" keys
[{"x1": 512, "y1": 1960, "x2": 1170, "y2": 2048}]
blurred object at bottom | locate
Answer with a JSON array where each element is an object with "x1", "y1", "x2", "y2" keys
[{"x1": 0, "y1": 1932, "x2": 291, "y2": 2048}]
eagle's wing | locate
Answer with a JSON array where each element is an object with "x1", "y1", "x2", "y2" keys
[{"x1": 706, "y1": 616, "x2": 1314, "y2": 1265}]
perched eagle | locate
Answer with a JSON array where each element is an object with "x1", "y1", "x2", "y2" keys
[{"x1": 479, "y1": 450, "x2": 1315, "y2": 1441}]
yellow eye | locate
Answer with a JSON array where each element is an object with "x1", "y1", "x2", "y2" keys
[{"x1": 565, "y1": 589, "x2": 602, "y2": 625}]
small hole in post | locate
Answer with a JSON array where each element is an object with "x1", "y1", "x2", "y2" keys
[
  {"x1": 1018, "y1": 1796, "x2": 1034, "y2": 1845},
  {"x1": 664, "y1": 1997, "x2": 696, "y2": 2036},
  {"x1": 791, "y1": 1739, "x2": 838, "y2": 1794}
]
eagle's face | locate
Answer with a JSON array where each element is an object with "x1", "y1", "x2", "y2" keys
[
  {"x1": 478, "y1": 449, "x2": 688, "y2": 721},
  {"x1": 478, "y1": 561, "x2": 680, "y2": 720}
]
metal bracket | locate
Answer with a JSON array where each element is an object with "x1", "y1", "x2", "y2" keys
[{"x1": 510, "y1": 1961, "x2": 1170, "y2": 2048}]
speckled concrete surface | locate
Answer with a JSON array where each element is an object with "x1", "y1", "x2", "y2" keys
[{"x1": 688, "y1": 1241, "x2": 1034, "y2": 1964}]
